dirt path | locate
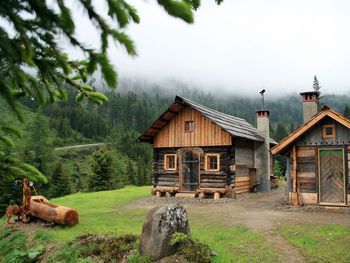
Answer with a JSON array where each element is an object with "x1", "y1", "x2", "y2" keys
[{"x1": 127, "y1": 188, "x2": 350, "y2": 263}]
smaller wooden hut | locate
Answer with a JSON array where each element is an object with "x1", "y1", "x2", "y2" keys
[{"x1": 271, "y1": 91, "x2": 350, "y2": 206}]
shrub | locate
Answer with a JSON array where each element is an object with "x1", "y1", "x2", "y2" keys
[{"x1": 170, "y1": 232, "x2": 213, "y2": 263}]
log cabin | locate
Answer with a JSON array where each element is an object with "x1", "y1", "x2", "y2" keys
[
  {"x1": 138, "y1": 96, "x2": 277, "y2": 198},
  {"x1": 271, "y1": 91, "x2": 350, "y2": 206}
]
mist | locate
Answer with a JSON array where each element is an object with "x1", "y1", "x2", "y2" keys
[{"x1": 65, "y1": 0, "x2": 350, "y2": 96}]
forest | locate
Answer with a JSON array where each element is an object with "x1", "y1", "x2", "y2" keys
[{"x1": 1, "y1": 77, "x2": 350, "y2": 214}]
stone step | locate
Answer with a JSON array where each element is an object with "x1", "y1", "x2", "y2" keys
[{"x1": 175, "y1": 192, "x2": 196, "y2": 198}]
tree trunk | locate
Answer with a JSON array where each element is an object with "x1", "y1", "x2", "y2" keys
[{"x1": 29, "y1": 196, "x2": 79, "y2": 226}]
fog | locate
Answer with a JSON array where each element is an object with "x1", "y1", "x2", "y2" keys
[{"x1": 66, "y1": 0, "x2": 350, "y2": 96}]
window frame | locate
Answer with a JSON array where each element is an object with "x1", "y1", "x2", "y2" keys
[
  {"x1": 184, "y1": 120, "x2": 195, "y2": 132},
  {"x1": 205, "y1": 153, "x2": 220, "y2": 172},
  {"x1": 322, "y1": 124, "x2": 336, "y2": 138},
  {"x1": 164, "y1": 154, "x2": 177, "y2": 171}
]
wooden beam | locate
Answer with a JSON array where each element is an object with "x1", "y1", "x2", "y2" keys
[{"x1": 293, "y1": 145, "x2": 297, "y2": 193}]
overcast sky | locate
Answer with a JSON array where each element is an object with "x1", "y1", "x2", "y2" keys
[{"x1": 67, "y1": 0, "x2": 350, "y2": 96}]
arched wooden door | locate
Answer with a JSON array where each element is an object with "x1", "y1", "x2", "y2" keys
[{"x1": 181, "y1": 150, "x2": 200, "y2": 192}]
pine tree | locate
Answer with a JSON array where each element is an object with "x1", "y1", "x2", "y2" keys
[
  {"x1": 313, "y1": 75, "x2": 320, "y2": 93},
  {"x1": 274, "y1": 123, "x2": 288, "y2": 142},
  {"x1": 25, "y1": 113, "x2": 57, "y2": 181},
  {"x1": 274, "y1": 160, "x2": 283, "y2": 178},
  {"x1": 313, "y1": 75, "x2": 323, "y2": 107},
  {"x1": 126, "y1": 159, "x2": 137, "y2": 185},
  {"x1": 50, "y1": 162, "x2": 71, "y2": 198},
  {"x1": 88, "y1": 147, "x2": 113, "y2": 192},
  {"x1": 24, "y1": 112, "x2": 57, "y2": 196}
]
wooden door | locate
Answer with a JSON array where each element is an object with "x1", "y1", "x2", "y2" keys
[
  {"x1": 181, "y1": 151, "x2": 199, "y2": 191},
  {"x1": 318, "y1": 149, "x2": 346, "y2": 204}
]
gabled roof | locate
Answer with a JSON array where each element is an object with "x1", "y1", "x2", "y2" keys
[
  {"x1": 138, "y1": 95, "x2": 277, "y2": 144},
  {"x1": 271, "y1": 106, "x2": 350, "y2": 155}
]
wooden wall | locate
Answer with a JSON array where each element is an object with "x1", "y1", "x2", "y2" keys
[
  {"x1": 200, "y1": 147, "x2": 231, "y2": 189},
  {"x1": 154, "y1": 106, "x2": 232, "y2": 148},
  {"x1": 287, "y1": 144, "x2": 350, "y2": 205},
  {"x1": 153, "y1": 146, "x2": 232, "y2": 190},
  {"x1": 153, "y1": 148, "x2": 179, "y2": 187},
  {"x1": 297, "y1": 117, "x2": 350, "y2": 146},
  {"x1": 234, "y1": 140, "x2": 255, "y2": 194},
  {"x1": 296, "y1": 146, "x2": 317, "y2": 193}
]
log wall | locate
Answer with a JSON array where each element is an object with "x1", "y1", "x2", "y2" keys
[
  {"x1": 154, "y1": 106, "x2": 232, "y2": 148},
  {"x1": 153, "y1": 146, "x2": 232, "y2": 190}
]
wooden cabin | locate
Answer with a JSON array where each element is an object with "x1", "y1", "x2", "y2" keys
[
  {"x1": 138, "y1": 96, "x2": 276, "y2": 198},
  {"x1": 271, "y1": 91, "x2": 350, "y2": 206}
]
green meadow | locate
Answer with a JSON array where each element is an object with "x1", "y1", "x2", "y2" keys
[{"x1": 1, "y1": 186, "x2": 350, "y2": 262}]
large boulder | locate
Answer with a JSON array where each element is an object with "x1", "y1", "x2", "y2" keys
[{"x1": 140, "y1": 204, "x2": 190, "y2": 260}]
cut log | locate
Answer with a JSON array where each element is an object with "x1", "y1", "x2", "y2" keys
[{"x1": 29, "y1": 196, "x2": 79, "y2": 226}]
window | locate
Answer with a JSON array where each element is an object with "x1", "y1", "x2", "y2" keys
[
  {"x1": 322, "y1": 124, "x2": 336, "y2": 138},
  {"x1": 164, "y1": 154, "x2": 176, "y2": 170},
  {"x1": 205, "y1": 154, "x2": 220, "y2": 171},
  {"x1": 185, "y1": 121, "x2": 195, "y2": 132}
]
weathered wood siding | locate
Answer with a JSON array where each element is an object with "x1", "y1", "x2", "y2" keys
[
  {"x1": 297, "y1": 117, "x2": 350, "y2": 146},
  {"x1": 153, "y1": 146, "x2": 232, "y2": 190},
  {"x1": 234, "y1": 140, "x2": 255, "y2": 193},
  {"x1": 296, "y1": 146, "x2": 317, "y2": 193},
  {"x1": 154, "y1": 106, "x2": 232, "y2": 148}
]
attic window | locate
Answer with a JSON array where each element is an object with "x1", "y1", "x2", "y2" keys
[
  {"x1": 205, "y1": 154, "x2": 220, "y2": 171},
  {"x1": 322, "y1": 124, "x2": 336, "y2": 138},
  {"x1": 164, "y1": 154, "x2": 176, "y2": 170},
  {"x1": 185, "y1": 121, "x2": 195, "y2": 132}
]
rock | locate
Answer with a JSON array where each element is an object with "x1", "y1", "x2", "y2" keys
[{"x1": 140, "y1": 204, "x2": 190, "y2": 260}]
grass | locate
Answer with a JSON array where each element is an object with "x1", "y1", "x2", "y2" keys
[
  {"x1": 2, "y1": 186, "x2": 350, "y2": 262},
  {"x1": 46, "y1": 186, "x2": 150, "y2": 241},
  {"x1": 279, "y1": 223, "x2": 350, "y2": 263},
  {"x1": 192, "y1": 225, "x2": 280, "y2": 263},
  {"x1": 44, "y1": 186, "x2": 281, "y2": 262}
]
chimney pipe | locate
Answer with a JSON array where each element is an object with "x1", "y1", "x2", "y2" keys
[
  {"x1": 256, "y1": 110, "x2": 270, "y2": 192},
  {"x1": 300, "y1": 91, "x2": 319, "y2": 123}
]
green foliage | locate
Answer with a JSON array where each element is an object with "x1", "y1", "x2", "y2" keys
[
  {"x1": 50, "y1": 162, "x2": 71, "y2": 198},
  {"x1": 88, "y1": 147, "x2": 113, "y2": 192},
  {"x1": 158, "y1": 0, "x2": 194, "y2": 23},
  {"x1": 170, "y1": 232, "x2": 213, "y2": 263},
  {"x1": 49, "y1": 234, "x2": 139, "y2": 263},
  {"x1": 170, "y1": 232, "x2": 188, "y2": 245},
  {"x1": 274, "y1": 123, "x2": 288, "y2": 142},
  {"x1": 0, "y1": 0, "x2": 222, "y2": 118},
  {"x1": 274, "y1": 160, "x2": 283, "y2": 178},
  {"x1": 0, "y1": 228, "x2": 44, "y2": 263}
]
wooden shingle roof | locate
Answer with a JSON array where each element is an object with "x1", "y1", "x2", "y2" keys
[
  {"x1": 271, "y1": 106, "x2": 350, "y2": 155},
  {"x1": 138, "y1": 95, "x2": 276, "y2": 144}
]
